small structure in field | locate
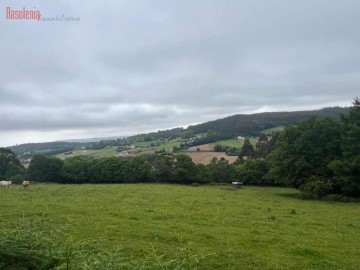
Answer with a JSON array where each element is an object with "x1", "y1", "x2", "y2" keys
[{"x1": 231, "y1": 182, "x2": 243, "y2": 189}]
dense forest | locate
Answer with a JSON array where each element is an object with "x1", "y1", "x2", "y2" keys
[{"x1": 1, "y1": 102, "x2": 358, "y2": 199}]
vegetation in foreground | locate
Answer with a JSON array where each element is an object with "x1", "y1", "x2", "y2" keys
[{"x1": 0, "y1": 184, "x2": 359, "y2": 269}]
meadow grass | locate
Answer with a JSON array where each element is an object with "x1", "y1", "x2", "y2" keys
[
  {"x1": 215, "y1": 137, "x2": 257, "y2": 149},
  {"x1": 215, "y1": 139, "x2": 242, "y2": 149},
  {"x1": 55, "y1": 147, "x2": 118, "y2": 159},
  {"x1": 134, "y1": 139, "x2": 162, "y2": 148},
  {"x1": 0, "y1": 184, "x2": 359, "y2": 269},
  {"x1": 134, "y1": 138, "x2": 182, "y2": 151},
  {"x1": 261, "y1": 126, "x2": 285, "y2": 135},
  {"x1": 154, "y1": 139, "x2": 182, "y2": 151}
]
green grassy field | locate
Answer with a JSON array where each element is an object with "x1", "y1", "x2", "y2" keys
[
  {"x1": 134, "y1": 138, "x2": 182, "y2": 151},
  {"x1": 133, "y1": 139, "x2": 162, "y2": 148},
  {"x1": 215, "y1": 139, "x2": 242, "y2": 148},
  {"x1": 261, "y1": 126, "x2": 285, "y2": 135},
  {"x1": 154, "y1": 140, "x2": 182, "y2": 151},
  {"x1": 55, "y1": 146, "x2": 118, "y2": 159},
  {"x1": 1, "y1": 184, "x2": 359, "y2": 269},
  {"x1": 215, "y1": 137, "x2": 258, "y2": 149}
]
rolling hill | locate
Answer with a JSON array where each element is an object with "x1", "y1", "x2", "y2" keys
[{"x1": 8, "y1": 106, "x2": 349, "y2": 160}]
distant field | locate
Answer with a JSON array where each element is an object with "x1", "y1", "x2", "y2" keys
[
  {"x1": 134, "y1": 138, "x2": 182, "y2": 151},
  {"x1": 249, "y1": 137, "x2": 258, "y2": 146},
  {"x1": 215, "y1": 139, "x2": 242, "y2": 148},
  {"x1": 261, "y1": 126, "x2": 285, "y2": 135},
  {"x1": 154, "y1": 139, "x2": 182, "y2": 151},
  {"x1": 188, "y1": 144, "x2": 214, "y2": 152},
  {"x1": 188, "y1": 151, "x2": 237, "y2": 164},
  {"x1": 1, "y1": 184, "x2": 359, "y2": 269},
  {"x1": 133, "y1": 140, "x2": 160, "y2": 148},
  {"x1": 55, "y1": 146, "x2": 118, "y2": 159},
  {"x1": 215, "y1": 137, "x2": 257, "y2": 149}
]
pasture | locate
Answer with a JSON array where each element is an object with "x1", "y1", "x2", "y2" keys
[
  {"x1": 214, "y1": 137, "x2": 258, "y2": 148},
  {"x1": 55, "y1": 146, "x2": 118, "y2": 159},
  {"x1": 215, "y1": 139, "x2": 242, "y2": 149},
  {"x1": 0, "y1": 184, "x2": 359, "y2": 269},
  {"x1": 134, "y1": 138, "x2": 182, "y2": 151},
  {"x1": 261, "y1": 126, "x2": 285, "y2": 135},
  {"x1": 188, "y1": 151, "x2": 238, "y2": 164}
]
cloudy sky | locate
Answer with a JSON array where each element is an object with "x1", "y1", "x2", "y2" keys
[{"x1": 1, "y1": 0, "x2": 359, "y2": 146}]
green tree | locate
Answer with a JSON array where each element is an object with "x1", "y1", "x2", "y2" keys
[
  {"x1": 214, "y1": 145, "x2": 224, "y2": 152},
  {"x1": 329, "y1": 98, "x2": 360, "y2": 197},
  {"x1": 255, "y1": 134, "x2": 269, "y2": 158},
  {"x1": 237, "y1": 138, "x2": 255, "y2": 163},
  {"x1": 266, "y1": 117, "x2": 342, "y2": 187},
  {"x1": 0, "y1": 148, "x2": 24, "y2": 179},
  {"x1": 234, "y1": 159, "x2": 269, "y2": 185},
  {"x1": 130, "y1": 156, "x2": 153, "y2": 182},
  {"x1": 153, "y1": 154, "x2": 197, "y2": 184},
  {"x1": 27, "y1": 155, "x2": 64, "y2": 182},
  {"x1": 153, "y1": 153, "x2": 176, "y2": 182},
  {"x1": 255, "y1": 133, "x2": 279, "y2": 159},
  {"x1": 89, "y1": 157, "x2": 131, "y2": 183},
  {"x1": 63, "y1": 156, "x2": 91, "y2": 183},
  {"x1": 195, "y1": 164, "x2": 211, "y2": 184},
  {"x1": 173, "y1": 154, "x2": 197, "y2": 184},
  {"x1": 208, "y1": 157, "x2": 234, "y2": 183}
]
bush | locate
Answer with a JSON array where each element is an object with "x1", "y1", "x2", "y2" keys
[{"x1": 300, "y1": 176, "x2": 333, "y2": 197}]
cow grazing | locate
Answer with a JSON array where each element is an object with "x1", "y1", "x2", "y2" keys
[
  {"x1": 0, "y1": 181, "x2": 12, "y2": 188},
  {"x1": 22, "y1": 181, "x2": 30, "y2": 188}
]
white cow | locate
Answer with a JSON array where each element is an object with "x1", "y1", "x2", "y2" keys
[
  {"x1": 0, "y1": 180, "x2": 12, "y2": 188},
  {"x1": 22, "y1": 181, "x2": 30, "y2": 188}
]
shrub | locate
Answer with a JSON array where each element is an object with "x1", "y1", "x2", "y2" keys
[{"x1": 299, "y1": 176, "x2": 333, "y2": 197}]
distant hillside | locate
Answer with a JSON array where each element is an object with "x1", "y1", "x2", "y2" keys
[
  {"x1": 9, "y1": 142, "x2": 83, "y2": 160},
  {"x1": 187, "y1": 107, "x2": 349, "y2": 136},
  {"x1": 60, "y1": 136, "x2": 124, "y2": 143},
  {"x1": 8, "y1": 106, "x2": 349, "y2": 159}
]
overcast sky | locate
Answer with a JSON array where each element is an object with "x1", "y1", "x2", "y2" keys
[{"x1": 1, "y1": 0, "x2": 359, "y2": 146}]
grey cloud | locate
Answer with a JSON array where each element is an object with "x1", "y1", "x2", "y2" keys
[{"x1": 0, "y1": 0, "x2": 359, "y2": 146}]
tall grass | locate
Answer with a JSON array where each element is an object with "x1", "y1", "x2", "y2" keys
[{"x1": 0, "y1": 214, "x2": 202, "y2": 270}]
